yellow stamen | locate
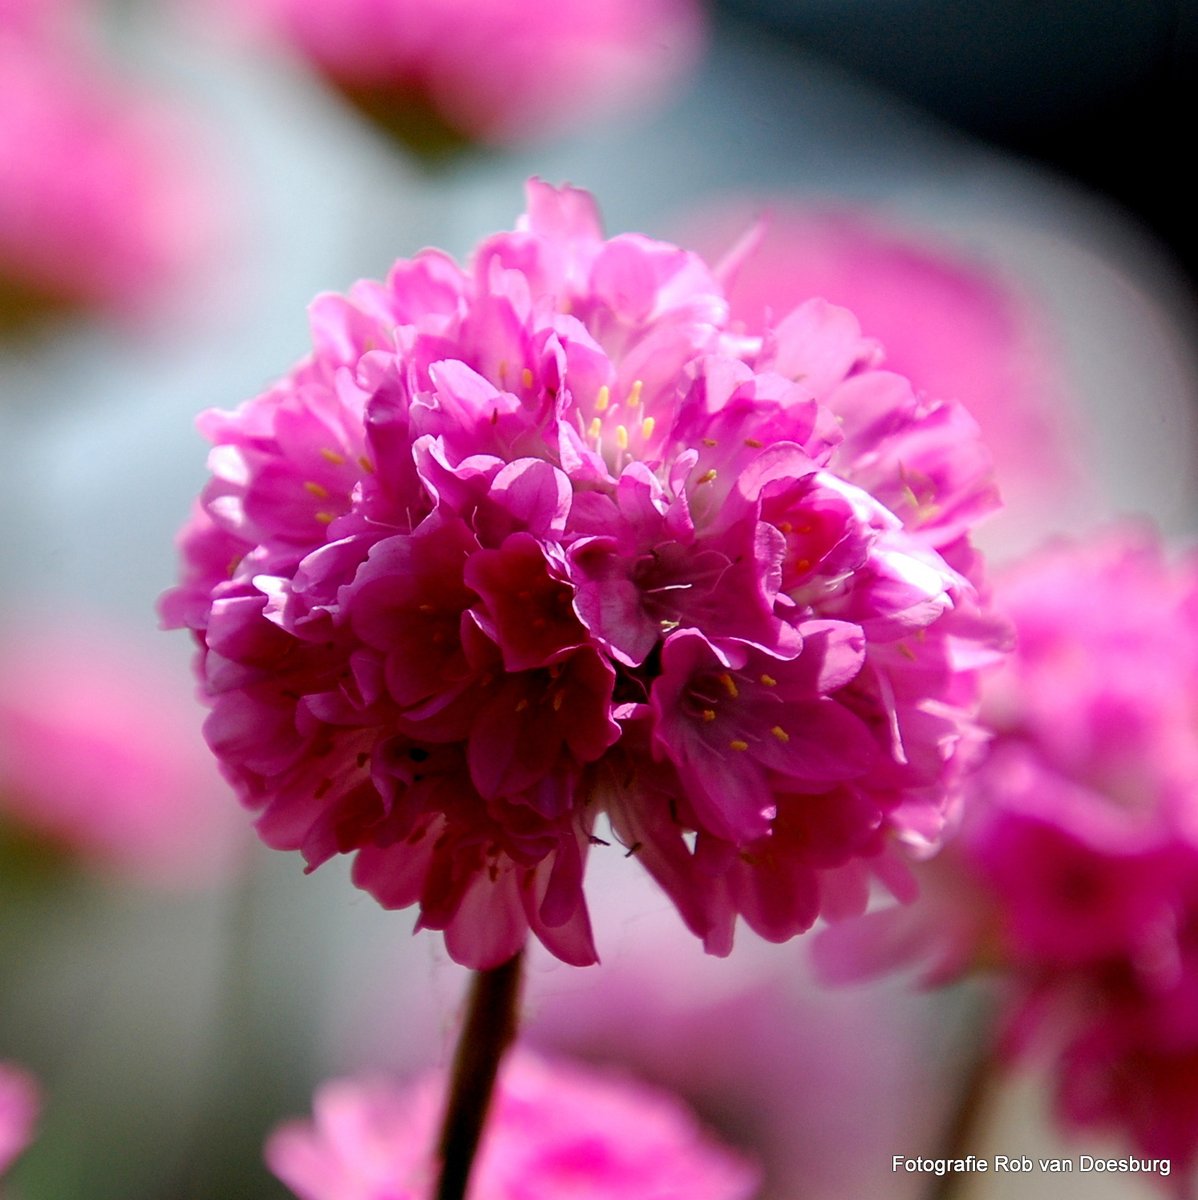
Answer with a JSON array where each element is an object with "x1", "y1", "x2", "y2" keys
[
  {"x1": 640, "y1": 416, "x2": 656, "y2": 440},
  {"x1": 521, "y1": 367, "x2": 534, "y2": 389},
  {"x1": 358, "y1": 455, "x2": 375, "y2": 474},
  {"x1": 759, "y1": 674, "x2": 777, "y2": 687},
  {"x1": 319, "y1": 448, "x2": 346, "y2": 466},
  {"x1": 588, "y1": 417, "x2": 603, "y2": 440},
  {"x1": 701, "y1": 437, "x2": 718, "y2": 447},
  {"x1": 717, "y1": 672, "x2": 739, "y2": 698},
  {"x1": 697, "y1": 469, "x2": 718, "y2": 485},
  {"x1": 729, "y1": 739, "x2": 750, "y2": 752},
  {"x1": 627, "y1": 379, "x2": 643, "y2": 407},
  {"x1": 552, "y1": 691, "x2": 564, "y2": 712},
  {"x1": 616, "y1": 424, "x2": 629, "y2": 451},
  {"x1": 701, "y1": 709, "x2": 717, "y2": 722},
  {"x1": 770, "y1": 726, "x2": 790, "y2": 743},
  {"x1": 897, "y1": 642, "x2": 918, "y2": 662},
  {"x1": 314, "y1": 512, "x2": 335, "y2": 525},
  {"x1": 778, "y1": 521, "x2": 793, "y2": 534},
  {"x1": 595, "y1": 385, "x2": 610, "y2": 412},
  {"x1": 303, "y1": 480, "x2": 330, "y2": 499},
  {"x1": 744, "y1": 437, "x2": 763, "y2": 448}
]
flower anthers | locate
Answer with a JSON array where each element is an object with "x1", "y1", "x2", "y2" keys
[{"x1": 163, "y1": 179, "x2": 1005, "y2": 968}]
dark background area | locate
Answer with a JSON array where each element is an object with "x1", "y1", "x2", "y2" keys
[{"x1": 719, "y1": 0, "x2": 1197, "y2": 294}]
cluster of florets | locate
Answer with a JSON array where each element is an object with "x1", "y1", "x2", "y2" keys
[{"x1": 164, "y1": 180, "x2": 1004, "y2": 968}]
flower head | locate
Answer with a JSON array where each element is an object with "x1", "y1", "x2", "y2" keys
[
  {"x1": 164, "y1": 179, "x2": 1005, "y2": 968},
  {"x1": 204, "y1": 0, "x2": 704, "y2": 153},
  {"x1": 266, "y1": 1050, "x2": 760, "y2": 1200},
  {"x1": 818, "y1": 526, "x2": 1198, "y2": 1181}
]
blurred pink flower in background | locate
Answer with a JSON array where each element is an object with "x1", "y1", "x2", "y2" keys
[
  {"x1": 206, "y1": 0, "x2": 704, "y2": 151},
  {"x1": 164, "y1": 179, "x2": 1007, "y2": 970},
  {"x1": 267, "y1": 1049, "x2": 760, "y2": 1200},
  {"x1": 0, "y1": 1063, "x2": 39, "y2": 1176},
  {"x1": 0, "y1": 28, "x2": 221, "y2": 329},
  {"x1": 680, "y1": 203, "x2": 1087, "y2": 541},
  {"x1": 818, "y1": 526, "x2": 1198, "y2": 1184},
  {"x1": 0, "y1": 0, "x2": 77, "y2": 42},
  {"x1": 0, "y1": 619, "x2": 248, "y2": 887}
]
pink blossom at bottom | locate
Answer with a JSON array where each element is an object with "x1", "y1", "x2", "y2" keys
[
  {"x1": 266, "y1": 1050, "x2": 760, "y2": 1200},
  {"x1": 0, "y1": 1064, "x2": 39, "y2": 1176},
  {"x1": 0, "y1": 619, "x2": 248, "y2": 887}
]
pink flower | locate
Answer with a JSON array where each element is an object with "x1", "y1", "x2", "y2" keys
[
  {"x1": 0, "y1": 27, "x2": 217, "y2": 327},
  {"x1": 682, "y1": 203, "x2": 1084, "y2": 538},
  {"x1": 205, "y1": 0, "x2": 704, "y2": 150},
  {"x1": 266, "y1": 1050, "x2": 760, "y2": 1200},
  {"x1": 0, "y1": 1063, "x2": 39, "y2": 1176},
  {"x1": 0, "y1": 618, "x2": 248, "y2": 887},
  {"x1": 164, "y1": 179, "x2": 1006, "y2": 968},
  {"x1": 818, "y1": 526, "x2": 1198, "y2": 1182}
]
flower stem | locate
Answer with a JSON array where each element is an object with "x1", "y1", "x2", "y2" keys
[
  {"x1": 927, "y1": 1029, "x2": 1001, "y2": 1200},
  {"x1": 434, "y1": 950, "x2": 525, "y2": 1200}
]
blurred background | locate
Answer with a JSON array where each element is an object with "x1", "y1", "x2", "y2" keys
[{"x1": 1, "y1": 0, "x2": 1195, "y2": 1196}]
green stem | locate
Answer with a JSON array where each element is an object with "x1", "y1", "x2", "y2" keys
[
  {"x1": 433, "y1": 950, "x2": 525, "y2": 1200},
  {"x1": 927, "y1": 1028, "x2": 1001, "y2": 1200}
]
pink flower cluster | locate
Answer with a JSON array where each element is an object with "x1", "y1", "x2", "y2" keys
[
  {"x1": 971, "y1": 530, "x2": 1198, "y2": 1176},
  {"x1": 164, "y1": 180, "x2": 1004, "y2": 969},
  {"x1": 266, "y1": 1050, "x2": 760, "y2": 1200},
  {"x1": 0, "y1": 4, "x2": 214, "y2": 325},
  {"x1": 0, "y1": 1063, "x2": 39, "y2": 1177},
  {"x1": 214, "y1": 0, "x2": 704, "y2": 147},
  {"x1": 821, "y1": 528, "x2": 1198, "y2": 1180}
]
